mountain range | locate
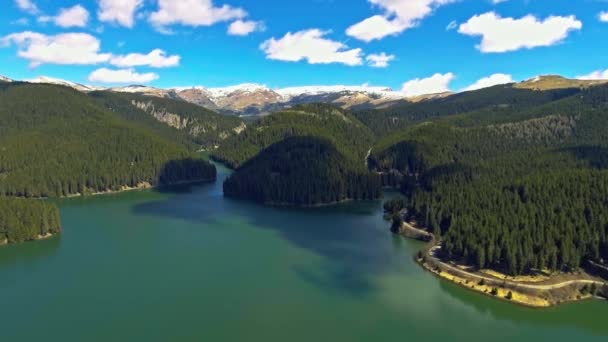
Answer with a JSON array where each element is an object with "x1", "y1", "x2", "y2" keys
[{"x1": 1, "y1": 74, "x2": 606, "y2": 116}]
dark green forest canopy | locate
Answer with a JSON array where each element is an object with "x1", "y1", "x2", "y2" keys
[
  {"x1": 224, "y1": 136, "x2": 381, "y2": 206},
  {"x1": 216, "y1": 104, "x2": 381, "y2": 206},
  {"x1": 212, "y1": 103, "x2": 375, "y2": 169},
  {"x1": 0, "y1": 197, "x2": 60, "y2": 244},
  {"x1": 89, "y1": 91, "x2": 245, "y2": 150},
  {"x1": 354, "y1": 84, "x2": 581, "y2": 137},
  {"x1": 373, "y1": 83, "x2": 608, "y2": 275},
  {"x1": 0, "y1": 83, "x2": 216, "y2": 199}
]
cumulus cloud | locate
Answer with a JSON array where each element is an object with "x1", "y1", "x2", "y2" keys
[
  {"x1": 0, "y1": 31, "x2": 111, "y2": 67},
  {"x1": 39, "y1": 5, "x2": 90, "y2": 28},
  {"x1": 98, "y1": 0, "x2": 143, "y2": 28},
  {"x1": 347, "y1": 0, "x2": 454, "y2": 42},
  {"x1": 463, "y1": 73, "x2": 513, "y2": 91},
  {"x1": 228, "y1": 20, "x2": 264, "y2": 36},
  {"x1": 366, "y1": 53, "x2": 395, "y2": 68},
  {"x1": 88, "y1": 68, "x2": 159, "y2": 83},
  {"x1": 401, "y1": 72, "x2": 454, "y2": 97},
  {"x1": 261, "y1": 29, "x2": 363, "y2": 66},
  {"x1": 577, "y1": 69, "x2": 608, "y2": 80},
  {"x1": 15, "y1": 0, "x2": 39, "y2": 15},
  {"x1": 458, "y1": 12, "x2": 582, "y2": 53},
  {"x1": 149, "y1": 0, "x2": 246, "y2": 30},
  {"x1": 110, "y1": 49, "x2": 180, "y2": 68},
  {"x1": 600, "y1": 12, "x2": 608, "y2": 23}
]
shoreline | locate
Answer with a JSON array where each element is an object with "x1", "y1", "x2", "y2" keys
[
  {"x1": 61, "y1": 177, "x2": 217, "y2": 199},
  {"x1": 225, "y1": 195, "x2": 382, "y2": 208},
  {"x1": 1, "y1": 231, "x2": 58, "y2": 247},
  {"x1": 397, "y1": 221, "x2": 608, "y2": 308}
]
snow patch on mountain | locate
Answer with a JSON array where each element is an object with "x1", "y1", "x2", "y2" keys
[{"x1": 276, "y1": 85, "x2": 403, "y2": 100}]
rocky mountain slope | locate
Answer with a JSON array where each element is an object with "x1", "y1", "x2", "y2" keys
[
  {"x1": 515, "y1": 75, "x2": 607, "y2": 91},
  {"x1": 3, "y1": 74, "x2": 607, "y2": 116}
]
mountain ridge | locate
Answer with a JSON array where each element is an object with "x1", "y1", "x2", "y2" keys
[{"x1": 2, "y1": 74, "x2": 607, "y2": 116}]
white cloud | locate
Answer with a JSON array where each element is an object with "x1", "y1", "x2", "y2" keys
[
  {"x1": 463, "y1": 73, "x2": 513, "y2": 91},
  {"x1": 149, "y1": 0, "x2": 246, "y2": 30},
  {"x1": 366, "y1": 53, "x2": 395, "y2": 68},
  {"x1": 39, "y1": 5, "x2": 90, "y2": 28},
  {"x1": 492, "y1": 0, "x2": 507, "y2": 4},
  {"x1": 401, "y1": 72, "x2": 454, "y2": 97},
  {"x1": 261, "y1": 29, "x2": 363, "y2": 66},
  {"x1": 600, "y1": 12, "x2": 608, "y2": 23},
  {"x1": 89, "y1": 68, "x2": 159, "y2": 84},
  {"x1": 0, "y1": 31, "x2": 111, "y2": 67},
  {"x1": 98, "y1": 0, "x2": 143, "y2": 28},
  {"x1": 346, "y1": 15, "x2": 407, "y2": 42},
  {"x1": 15, "y1": 0, "x2": 39, "y2": 15},
  {"x1": 346, "y1": 0, "x2": 454, "y2": 42},
  {"x1": 458, "y1": 12, "x2": 582, "y2": 53},
  {"x1": 228, "y1": 20, "x2": 264, "y2": 36},
  {"x1": 577, "y1": 69, "x2": 608, "y2": 80},
  {"x1": 110, "y1": 49, "x2": 180, "y2": 68}
]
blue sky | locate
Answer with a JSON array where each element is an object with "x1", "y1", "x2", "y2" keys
[{"x1": 1, "y1": 0, "x2": 608, "y2": 94}]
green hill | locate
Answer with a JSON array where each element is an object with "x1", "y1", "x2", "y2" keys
[
  {"x1": 354, "y1": 85, "x2": 580, "y2": 136},
  {"x1": 213, "y1": 103, "x2": 375, "y2": 169},
  {"x1": 373, "y1": 83, "x2": 608, "y2": 275},
  {"x1": 0, "y1": 83, "x2": 217, "y2": 244},
  {"x1": 224, "y1": 137, "x2": 381, "y2": 206}
]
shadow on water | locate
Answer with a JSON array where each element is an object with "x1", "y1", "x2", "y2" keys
[
  {"x1": 132, "y1": 165, "x2": 409, "y2": 297},
  {"x1": 0, "y1": 236, "x2": 61, "y2": 269},
  {"x1": 438, "y1": 277, "x2": 608, "y2": 336}
]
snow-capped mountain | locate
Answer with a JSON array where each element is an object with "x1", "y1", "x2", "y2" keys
[
  {"x1": 276, "y1": 85, "x2": 404, "y2": 100},
  {"x1": 0, "y1": 75, "x2": 13, "y2": 82},
  {"x1": 171, "y1": 83, "x2": 410, "y2": 115},
  {"x1": 0, "y1": 75, "x2": 435, "y2": 115},
  {"x1": 109, "y1": 85, "x2": 173, "y2": 98},
  {"x1": 27, "y1": 76, "x2": 101, "y2": 92}
]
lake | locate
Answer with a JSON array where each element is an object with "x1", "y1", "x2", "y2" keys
[{"x1": 1, "y1": 164, "x2": 608, "y2": 341}]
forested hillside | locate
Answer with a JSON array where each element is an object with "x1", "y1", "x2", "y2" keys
[
  {"x1": 0, "y1": 83, "x2": 216, "y2": 198},
  {"x1": 212, "y1": 103, "x2": 375, "y2": 169},
  {"x1": 354, "y1": 84, "x2": 580, "y2": 136},
  {"x1": 217, "y1": 104, "x2": 381, "y2": 205},
  {"x1": 224, "y1": 137, "x2": 381, "y2": 205},
  {"x1": 90, "y1": 91, "x2": 245, "y2": 150},
  {"x1": 0, "y1": 83, "x2": 217, "y2": 244},
  {"x1": 374, "y1": 84, "x2": 608, "y2": 275}
]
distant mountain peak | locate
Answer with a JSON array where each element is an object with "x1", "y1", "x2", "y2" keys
[
  {"x1": 26, "y1": 76, "x2": 100, "y2": 92},
  {"x1": 0, "y1": 75, "x2": 13, "y2": 82},
  {"x1": 516, "y1": 75, "x2": 607, "y2": 91}
]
